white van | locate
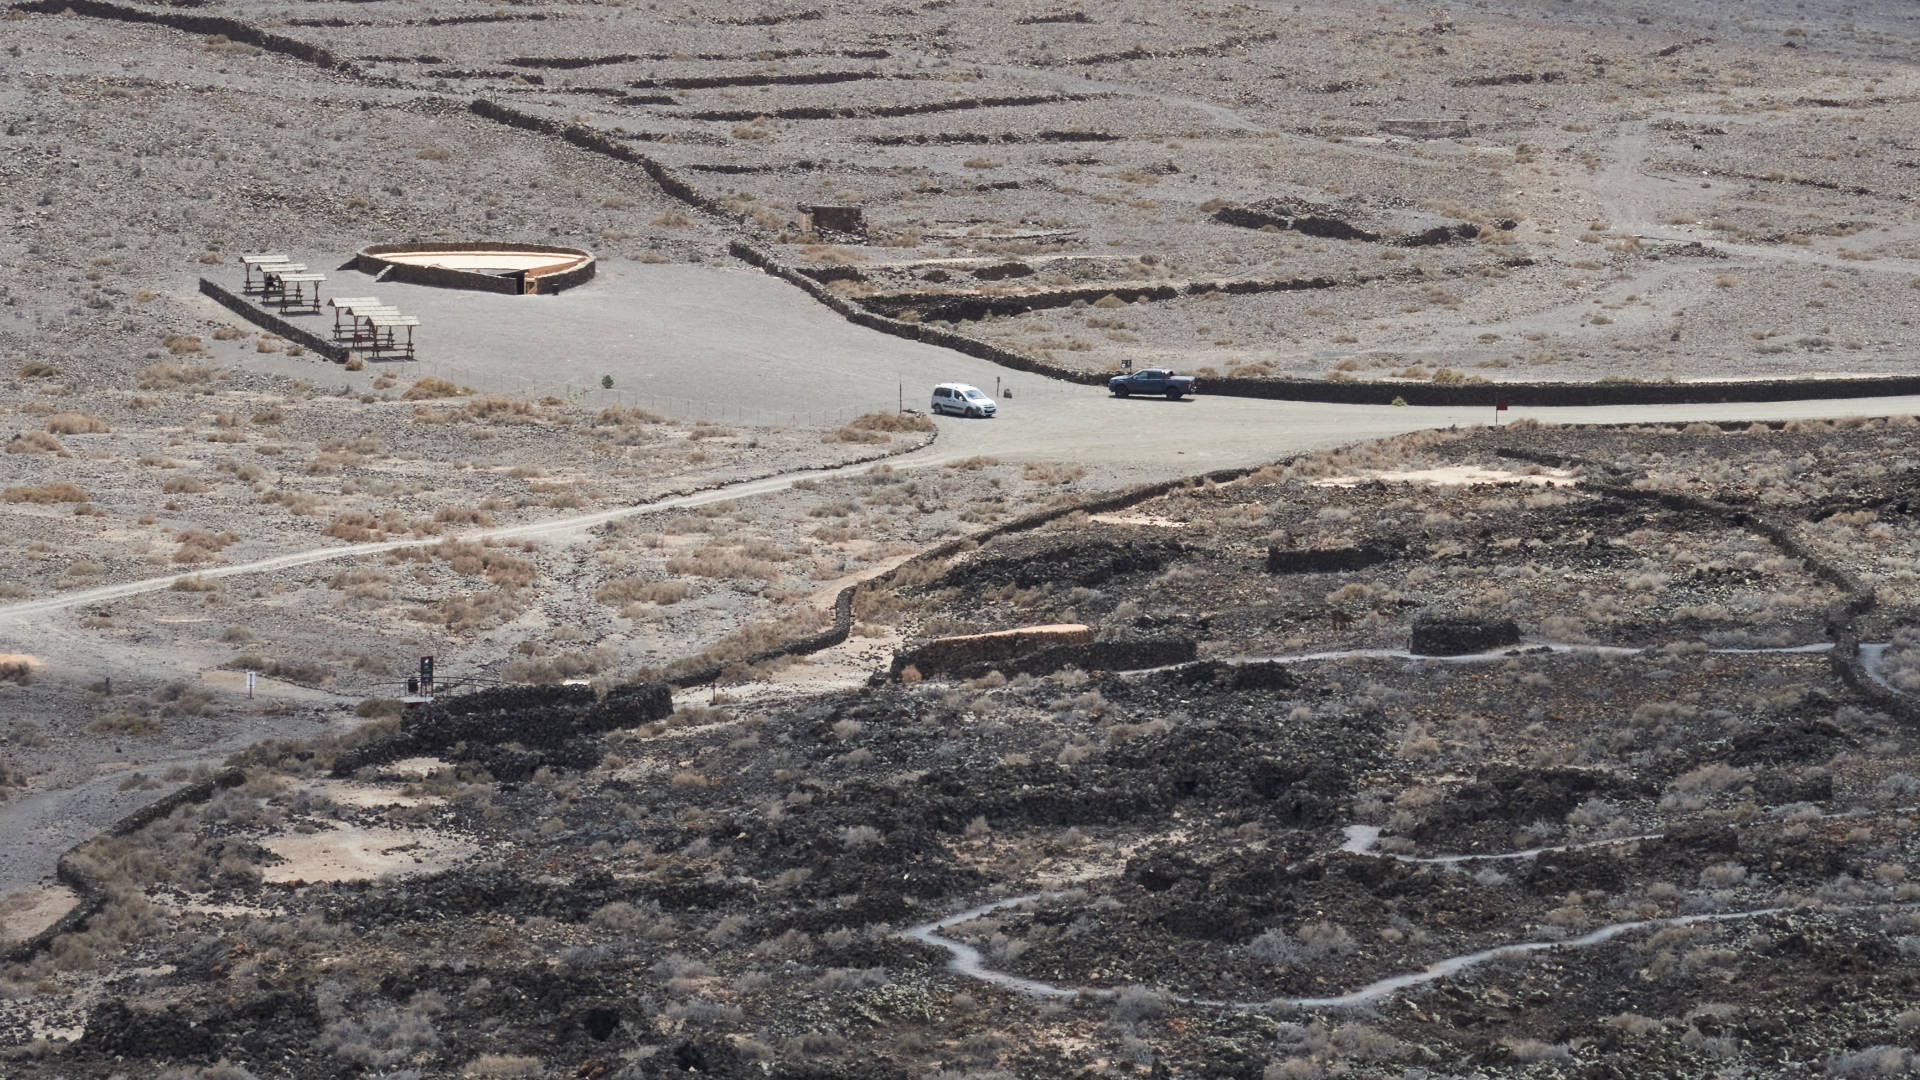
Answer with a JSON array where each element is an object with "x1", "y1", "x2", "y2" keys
[{"x1": 930, "y1": 383, "x2": 997, "y2": 418}]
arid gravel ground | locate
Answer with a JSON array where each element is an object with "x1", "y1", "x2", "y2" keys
[
  {"x1": 3, "y1": 0, "x2": 1920, "y2": 1075},
  {"x1": 5, "y1": 420, "x2": 1920, "y2": 1078}
]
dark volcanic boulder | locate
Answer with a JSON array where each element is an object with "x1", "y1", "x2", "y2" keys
[
  {"x1": 82, "y1": 999, "x2": 219, "y2": 1058},
  {"x1": 1265, "y1": 542, "x2": 1399, "y2": 575},
  {"x1": 1410, "y1": 615, "x2": 1520, "y2": 655}
]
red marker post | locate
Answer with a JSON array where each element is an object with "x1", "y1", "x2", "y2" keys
[{"x1": 1494, "y1": 400, "x2": 1509, "y2": 426}]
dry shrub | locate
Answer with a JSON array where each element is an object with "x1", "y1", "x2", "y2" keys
[
  {"x1": 824, "y1": 424, "x2": 889, "y2": 445},
  {"x1": 45, "y1": 412, "x2": 108, "y2": 434},
  {"x1": 411, "y1": 589, "x2": 522, "y2": 631},
  {"x1": 665, "y1": 607, "x2": 829, "y2": 678},
  {"x1": 463, "y1": 396, "x2": 542, "y2": 423},
  {"x1": 1023, "y1": 461, "x2": 1087, "y2": 485},
  {"x1": 503, "y1": 647, "x2": 611, "y2": 684},
  {"x1": 465, "y1": 1055, "x2": 544, "y2": 1078},
  {"x1": 5, "y1": 431, "x2": 68, "y2": 455},
  {"x1": 595, "y1": 577, "x2": 697, "y2": 607},
  {"x1": 161, "y1": 475, "x2": 208, "y2": 494},
  {"x1": 324, "y1": 513, "x2": 386, "y2": 543},
  {"x1": 173, "y1": 529, "x2": 240, "y2": 564},
  {"x1": 431, "y1": 540, "x2": 535, "y2": 586},
  {"x1": 161, "y1": 334, "x2": 205, "y2": 357},
  {"x1": 825, "y1": 410, "x2": 935, "y2": 443},
  {"x1": 0, "y1": 660, "x2": 35, "y2": 685},
  {"x1": 211, "y1": 324, "x2": 247, "y2": 340},
  {"x1": 665, "y1": 545, "x2": 781, "y2": 581},
  {"x1": 262, "y1": 489, "x2": 323, "y2": 515},
  {"x1": 87, "y1": 712, "x2": 159, "y2": 736},
  {"x1": 402, "y1": 377, "x2": 474, "y2": 401},
  {"x1": 137, "y1": 362, "x2": 216, "y2": 389},
  {"x1": 170, "y1": 575, "x2": 218, "y2": 592},
  {"x1": 595, "y1": 405, "x2": 665, "y2": 427},
  {"x1": 434, "y1": 507, "x2": 495, "y2": 527},
  {"x1": 850, "y1": 411, "x2": 936, "y2": 433},
  {"x1": 4, "y1": 481, "x2": 88, "y2": 503},
  {"x1": 224, "y1": 655, "x2": 330, "y2": 684},
  {"x1": 16, "y1": 360, "x2": 58, "y2": 378}
]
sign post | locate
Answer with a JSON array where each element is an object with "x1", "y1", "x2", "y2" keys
[
  {"x1": 420, "y1": 655, "x2": 434, "y2": 697},
  {"x1": 246, "y1": 670, "x2": 255, "y2": 699},
  {"x1": 1494, "y1": 400, "x2": 1509, "y2": 426}
]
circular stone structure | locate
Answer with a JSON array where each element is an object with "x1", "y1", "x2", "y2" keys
[{"x1": 356, "y1": 243, "x2": 595, "y2": 295}]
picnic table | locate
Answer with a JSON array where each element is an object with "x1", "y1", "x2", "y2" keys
[
  {"x1": 240, "y1": 253, "x2": 290, "y2": 293},
  {"x1": 329, "y1": 297, "x2": 418, "y2": 359},
  {"x1": 329, "y1": 297, "x2": 383, "y2": 338},
  {"x1": 366, "y1": 314, "x2": 419, "y2": 359},
  {"x1": 270, "y1": 272, "x2": 325, "y2": 313}
]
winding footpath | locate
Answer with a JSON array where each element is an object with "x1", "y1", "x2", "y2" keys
[
  {"x1": 906, "y1": 638, "x2": 1909, "y2": 1010},
  {"x1": 905, "y1": 834, "x2": 1801, "y2": 1012}
]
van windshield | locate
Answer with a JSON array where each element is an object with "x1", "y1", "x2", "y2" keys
[{"x1": 964, "y1": 390, "x2": 987, "y2": 400}]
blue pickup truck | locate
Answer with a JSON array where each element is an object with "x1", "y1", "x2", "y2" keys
[{"x1": 1108, "y1": 368, "x2": 1197, "y2": 400}]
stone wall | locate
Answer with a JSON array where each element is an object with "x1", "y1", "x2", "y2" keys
[
  {"x1": 198, "y1": 279, "x2": 348, "y2": 362},
  {"x1": 356, "y1": 243, "x2": 596, "y2": 296}
]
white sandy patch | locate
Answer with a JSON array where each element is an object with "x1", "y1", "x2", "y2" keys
[
  {"x1": 1088, "y1": 512, "x2": 1188, "y2": 528},
  {"x1": 384, "y1": 757, "x2": 455, "y2": 779},
  {"x1": 259, "y1": 824, "x2": 477, "y2": 884},
  {"x1": 0, "y1": 883, "x2": 79, "y2": 944},
  {"x1": 0, "y1": 653, "x2": 42, "y2": 670},
  {"x1": 378, "y1": 250, "x2": 587, "y2": 273},
  {"x1": 303, "y1": 777, "x2": 446, "y2": 809},
  {"x1": 1313, "y1": 465, "x2": 1575, "y2": 488},
  {"x1": 938, "y1": 623, "x2": 1091, "y2": 642}
]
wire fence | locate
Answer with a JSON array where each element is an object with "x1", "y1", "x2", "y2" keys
[{"x1": 391, "y1": 360, "x2": 1077, "y2": 428}]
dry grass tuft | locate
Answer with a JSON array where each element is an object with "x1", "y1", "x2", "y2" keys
[
  {"x1": 16, "y1": 360, "x2": 58, "y2": 378},
  {"x1": 137, "y1": 362, "x2": 217, "y2": 390},
  {"x1": 161, "y1": 333, "x2": 206, "y2": 357},
  {"x1": 595, "y1": 577, "x2": 698, "y2": 607},
  {"x1": 161, "y1": 475, "x2": 209, "y2": 494},
  {"x1": 825, "y1": 411, "x2": 935, "y2": 443},
  {"x1": 6, "y1": 431, "x2": 68, "y2": 456},
  {"x1": 403, "y1": 377, "x2": 475, "y2": 401},
  {"x1": 594, "y1": 405, "x2": 665, "y2": 426},
  {"x1": 324, "y1": 513, "x2": 386, "y2": 543},
  {"x1": 45, "y1": 411, "x2": 109, "y2": 435},
  {"x1": 4, "y1": 482, "x2": 89, "y2": 503},
  {"x1": 173, "y1": 529, "x2": 241, "y2": 564},
  {"x1": 87, "y1": 712, "x2": 160, "y2": 736}
]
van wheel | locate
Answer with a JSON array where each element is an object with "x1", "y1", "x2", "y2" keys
[
  {"x1": 1165, "y1": 391, "x2": 1183, "y2": 400},
  {"x1": 967, "y1": 406, "x2": 980, "y2": 418}
]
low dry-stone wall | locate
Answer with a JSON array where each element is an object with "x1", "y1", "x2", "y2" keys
[
  {"x1": 199, "y1": 279, "x2": 348, "y2": 362},
  {"x1": 355, "y1": 243, "x2": 596, "y2": 296},
  {"x1": 1410, "y1": 616, "x2": 1523, "y2": 656},
  {"x1": 973, "y1": 637, "x2": 1197, "y2": 680},
  {"x1": 889, "y1": 624, "x2": 1095, "y2": 679},
  {"x1": 1267, "y1": 542, "x2": 1401, "y2": 575},
  {"x1": 1497, "y1": 443, "x2": 1920, "y2": 725},
  {"x1": 331, "y1": 682, "x2": 673, "y2": 776},
  {"x1": 730, "y1": 241, "x2": 1920, "y2": 407},
  {"x1": 13, "y1": 0, "x2": 346, "y2": 70},
  {"x1": 2, "y1": 768, "x2": 246, "y2": 965},
  {"x1": 887, "y1": 625, "x2": 1197, "y2": 680}
]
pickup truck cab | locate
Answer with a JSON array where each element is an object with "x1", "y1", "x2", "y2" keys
[{"x1": 1108, "y1": 368, "x2": 1197, "y2": 399}]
